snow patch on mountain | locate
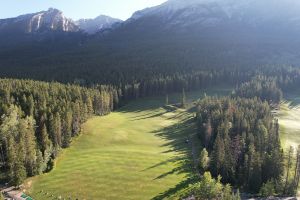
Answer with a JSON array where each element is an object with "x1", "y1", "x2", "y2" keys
[{"x1": 76, "y1": 15, "x2": 122, "y2": 34}]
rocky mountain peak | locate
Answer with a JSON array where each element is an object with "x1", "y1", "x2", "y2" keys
[
  {"x1": 0, "y1": 8, "x2": 79, "y2": 33},
  {"x1": 76, "y1": 15, "x2": 122, "y2": 34}
]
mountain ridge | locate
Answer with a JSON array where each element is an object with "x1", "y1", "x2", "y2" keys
[
  {"x1": 1, "y1": 0, "x2": 300, "y2": 83},
  {"x1": 0, "y1": 8, "x2": 122, "y2": 34},
  {"x1": 76, "y1": 15, "x2": 122, "y2": 34},
  {"x1": 0, "y1": 8, "x2": 79, "y2": 33}
]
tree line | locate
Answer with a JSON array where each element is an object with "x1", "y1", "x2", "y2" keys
[
  {"x1": 0, "y1": 79, "x2": 118, "y2": 185},
  {"x1": 0, "y1": 69, "x2": 251, "y2": 186},
  {"x1": 235, "y1": 76, "x2": 283, "y2": 104},
  {"x1": 196, "y1": 97, "x2": 283, "y2": 193},
  {"x1": 192, "y1": 66, "x2": 300, "y2": 197},
  {"x1": 1, "y1": 64, "x2": 300, "y2": 191}
]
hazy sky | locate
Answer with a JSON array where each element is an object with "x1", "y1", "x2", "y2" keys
[{"x1": 0, "y1": 0, "x2": 167, "y2": 20}]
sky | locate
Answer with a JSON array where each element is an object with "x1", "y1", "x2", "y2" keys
[{"x1": 0, "y1": 0, "x2": 167, "y2": 20}]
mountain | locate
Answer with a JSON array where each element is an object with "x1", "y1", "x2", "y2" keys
[
  {"x1": 76, "y1": 15, "x2": 122, "y2": 34},
  {"x1": 130, "y1": 0, "x2": 300, "y2": 29},
  {"x1": 1, "y1": 0, "x2": 300, "y2": 84},
  {"x1": 0, "y1": 8, "x2": 79, "y2": 33},
  {"x1": 101, "y1": 0, "x2": 300, "y2": 67}
]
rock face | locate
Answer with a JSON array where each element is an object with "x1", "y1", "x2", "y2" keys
[
  {"x1": 129, "y1": 0, "x2": 300, "y2": 30},
  {"x1": 0, "y1": 8, "x2": 79, "y2": 33},
  {"x1": 2, "y1": 0, "x2": 300, "y2": 78},
  {"x1": 0, "y1": 8, "x2": 122, "y2": 35},
  {"x1": 76, "y1": 15, "x2": 122, "y2": 34}
]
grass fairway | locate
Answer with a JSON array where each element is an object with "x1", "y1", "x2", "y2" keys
[
  {"x1": 25, "y1": 87, "x2": 231, "y2": 200},
  {"x1": 277, "y1": 92, "x2": 300, "y2": 150}
]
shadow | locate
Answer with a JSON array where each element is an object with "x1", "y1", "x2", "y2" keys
[
  {"x1": 117, "y1": 95, "x2": 203, "y2": 199},
  {"x1": 118, "y1": 97, "x2": 165, "y2": 114},
  {"x1": 131, "y1": 111, "x2": 169, "y2": 121},
  {"x1": 141, "y1": 156, "x2": 186, "y2": 172},
  {"x1": 147, "y1": 110, "x2": 200, "y2": 199},
  {"x1": 283, "y1": 92, "x2": 300, "y2": 108},
  {"x1": 132, "y1": 106, "x2": 179, "y2": 121},
  {"x1": 154, "y1": 117, "x2": 197, "y2": 154},
  {"x1": 151, "y1": 177, "x2": 199, "y2": 200}
]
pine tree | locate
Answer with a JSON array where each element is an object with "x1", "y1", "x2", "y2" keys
[
  {"x1": 62, "y1": 111, "x2": 72, "y2": 148},
  {"x1": 294, "y1": 145, "x2": 300, "y2": 189},
  {"x1": 13, "y1": 161, "x2": 27, "y2": 186},
  {"x1": 55, "y1": 112, "x2": 62, "y2": 147},
  {"x1": 21, "y1": 116, "x2": 38, "y2": 176},
  {"x1": 165, "y1": 93, "x2": 169, "y2": 105},
  {"x1": 223, "y1": 132, "x2": 235, "y2": 183},
  {"x1": 211, "y1": 133, "x2": 225, "y2": 176},
  {"x1": 199, "y1": 148, "x2": 209, "y2": 172},
  {"x1": 49, "y1": 113, "x2": 62, "y2": 147},
  {"x1": 181, "y1": 88, "x2": 186, "y2": 108},
  {"x1": 284, "y1": 146, "x2": 294, "y2": 194},
  {"x1": 40, "y1": 124, "x2": 51, "y2": 155},
  {"x1": 85, "y1": 93, "x2": 94, "y2": 115},
  {"x1": 72, "y1": 102, "x2": 81, "y2": 136},
  {"x1": 248, "y1": 151, "x2": 262, "y2": 193},
  {"x1": 204, "y1": 119, "x2": 212, "y2": 148},
  {"x1": 49, "y1": 114, "x2": 57, "y2": 147}
]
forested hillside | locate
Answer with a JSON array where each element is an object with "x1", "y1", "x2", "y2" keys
[
  {"x1": 187, "y1": 67, "x2": 300, "y2": 197},
  {"x1": 0, "y1": 79, "x2": 118, "y2": 185},
  {"x1": 196, "y1": 97, "x2": 283, "y2": 192},
  {"x1": 2, "y1": 0, "x2": 300, "y2": 85},
  {"x1": 2, "y1": 1, "x2": 300, "y2": 198},
  {"x1": 1, "y1": 63, "x2": 300, "y2": 189}
]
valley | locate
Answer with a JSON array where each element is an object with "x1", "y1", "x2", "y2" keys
[
  {"x1": 25, "y1": 88, "x2": 230, "y2": 200},
  {"x1": 2, "y1": 0, "x2": 300, "y2": 199},
  {"x1": 278, "y1": 92, "x2": 300, "y2": 150}
]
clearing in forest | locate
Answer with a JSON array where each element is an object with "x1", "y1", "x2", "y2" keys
[
  {"x1": 25, "y1": 88, "x2": 231, "y2": 200},
  {"x1": 278, "y1": 92, "x2": 300, "y2": 150}
]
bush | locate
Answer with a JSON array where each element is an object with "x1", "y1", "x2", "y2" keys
[
  {"x1": 260, "y1": 180, "x2": 276, "y2": 197},
  {"x1": 188, "y1": 172, "x2": 240, "y2": 200}
]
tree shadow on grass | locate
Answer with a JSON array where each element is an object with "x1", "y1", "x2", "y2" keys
[
  {"x1": 151, "y1": 176, "x2": 199, "y2": 200},
  {"x1": 156, "y1": 117, "x2": 197, "y2": 155},
  {"x1": 141, "y1": 156, "x2": 186, "y2": 172},
  {"x1": 119, "y1": 96, "x2": 201, "y2": 199},
  {"x1": 148, "y1": 113, "x2": 200, "y2": 199}
]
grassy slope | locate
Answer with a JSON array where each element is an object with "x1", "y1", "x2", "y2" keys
[
  {"x1": 277, "y1": 92, "x2": 300, "y2": 150},
  {"x1": 25, "y1": 87, "x2": 231, "y2": 200}
]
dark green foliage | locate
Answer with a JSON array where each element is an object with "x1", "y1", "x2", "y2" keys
[
  {"x1": 184, "y1": 172, "x2": 240, "y2": 200},
  {"x1": 235, "y1": 76, "x2": 283, "y2": 104},
  {"x1": 199, "y1": 148, "x2": 209, "y2": 172},
  {"x1": 196, "y1": 97, "x2": 283, "y2": 193},
  {"x1": 0, "y1": 79, "x2": 118, "y2": 184},
  {"x1": 259, "y1": 180, "x2": 277, "y2": 197},
  {"x1": 181, "y1": 88, "x2": 186, "y2": 108}
]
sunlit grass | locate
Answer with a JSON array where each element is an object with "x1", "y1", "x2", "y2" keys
[
  {"x1": 278, "y1": 91, "x2": 300, "y2": 150},
  {"x1": 25, "y1": 87, "x2": 232, "y2": 200}
]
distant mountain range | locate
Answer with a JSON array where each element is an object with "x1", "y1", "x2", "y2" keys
[
  {"x1": 1, "y1": 0, "x2": 300, "y2": 84},
  {"x1": 76, "y1": 15, "x2": 122, "y2": 34},
  {"x1": 0, "y1": 8, "x2": 121, "y2": 34}
]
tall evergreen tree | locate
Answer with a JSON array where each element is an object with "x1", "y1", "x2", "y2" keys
[{"x1": 181, "y1": 88, "x2": 186, "y2": 108}]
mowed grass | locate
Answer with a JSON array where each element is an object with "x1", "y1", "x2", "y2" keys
[
  {"x1": 277, "y1": 92, "x2": 300, "y2": 150},
  {"x1": 25, "y1": 87, "x2": 232, "y2": 200}
]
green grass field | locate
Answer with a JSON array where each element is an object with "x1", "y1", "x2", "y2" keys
[
  {"x1": 25, "y1": 87, "x2": 232, "y2": 200},
  {"x1": 277, "y1": 92, "x2": 300, "y2": 150}
]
